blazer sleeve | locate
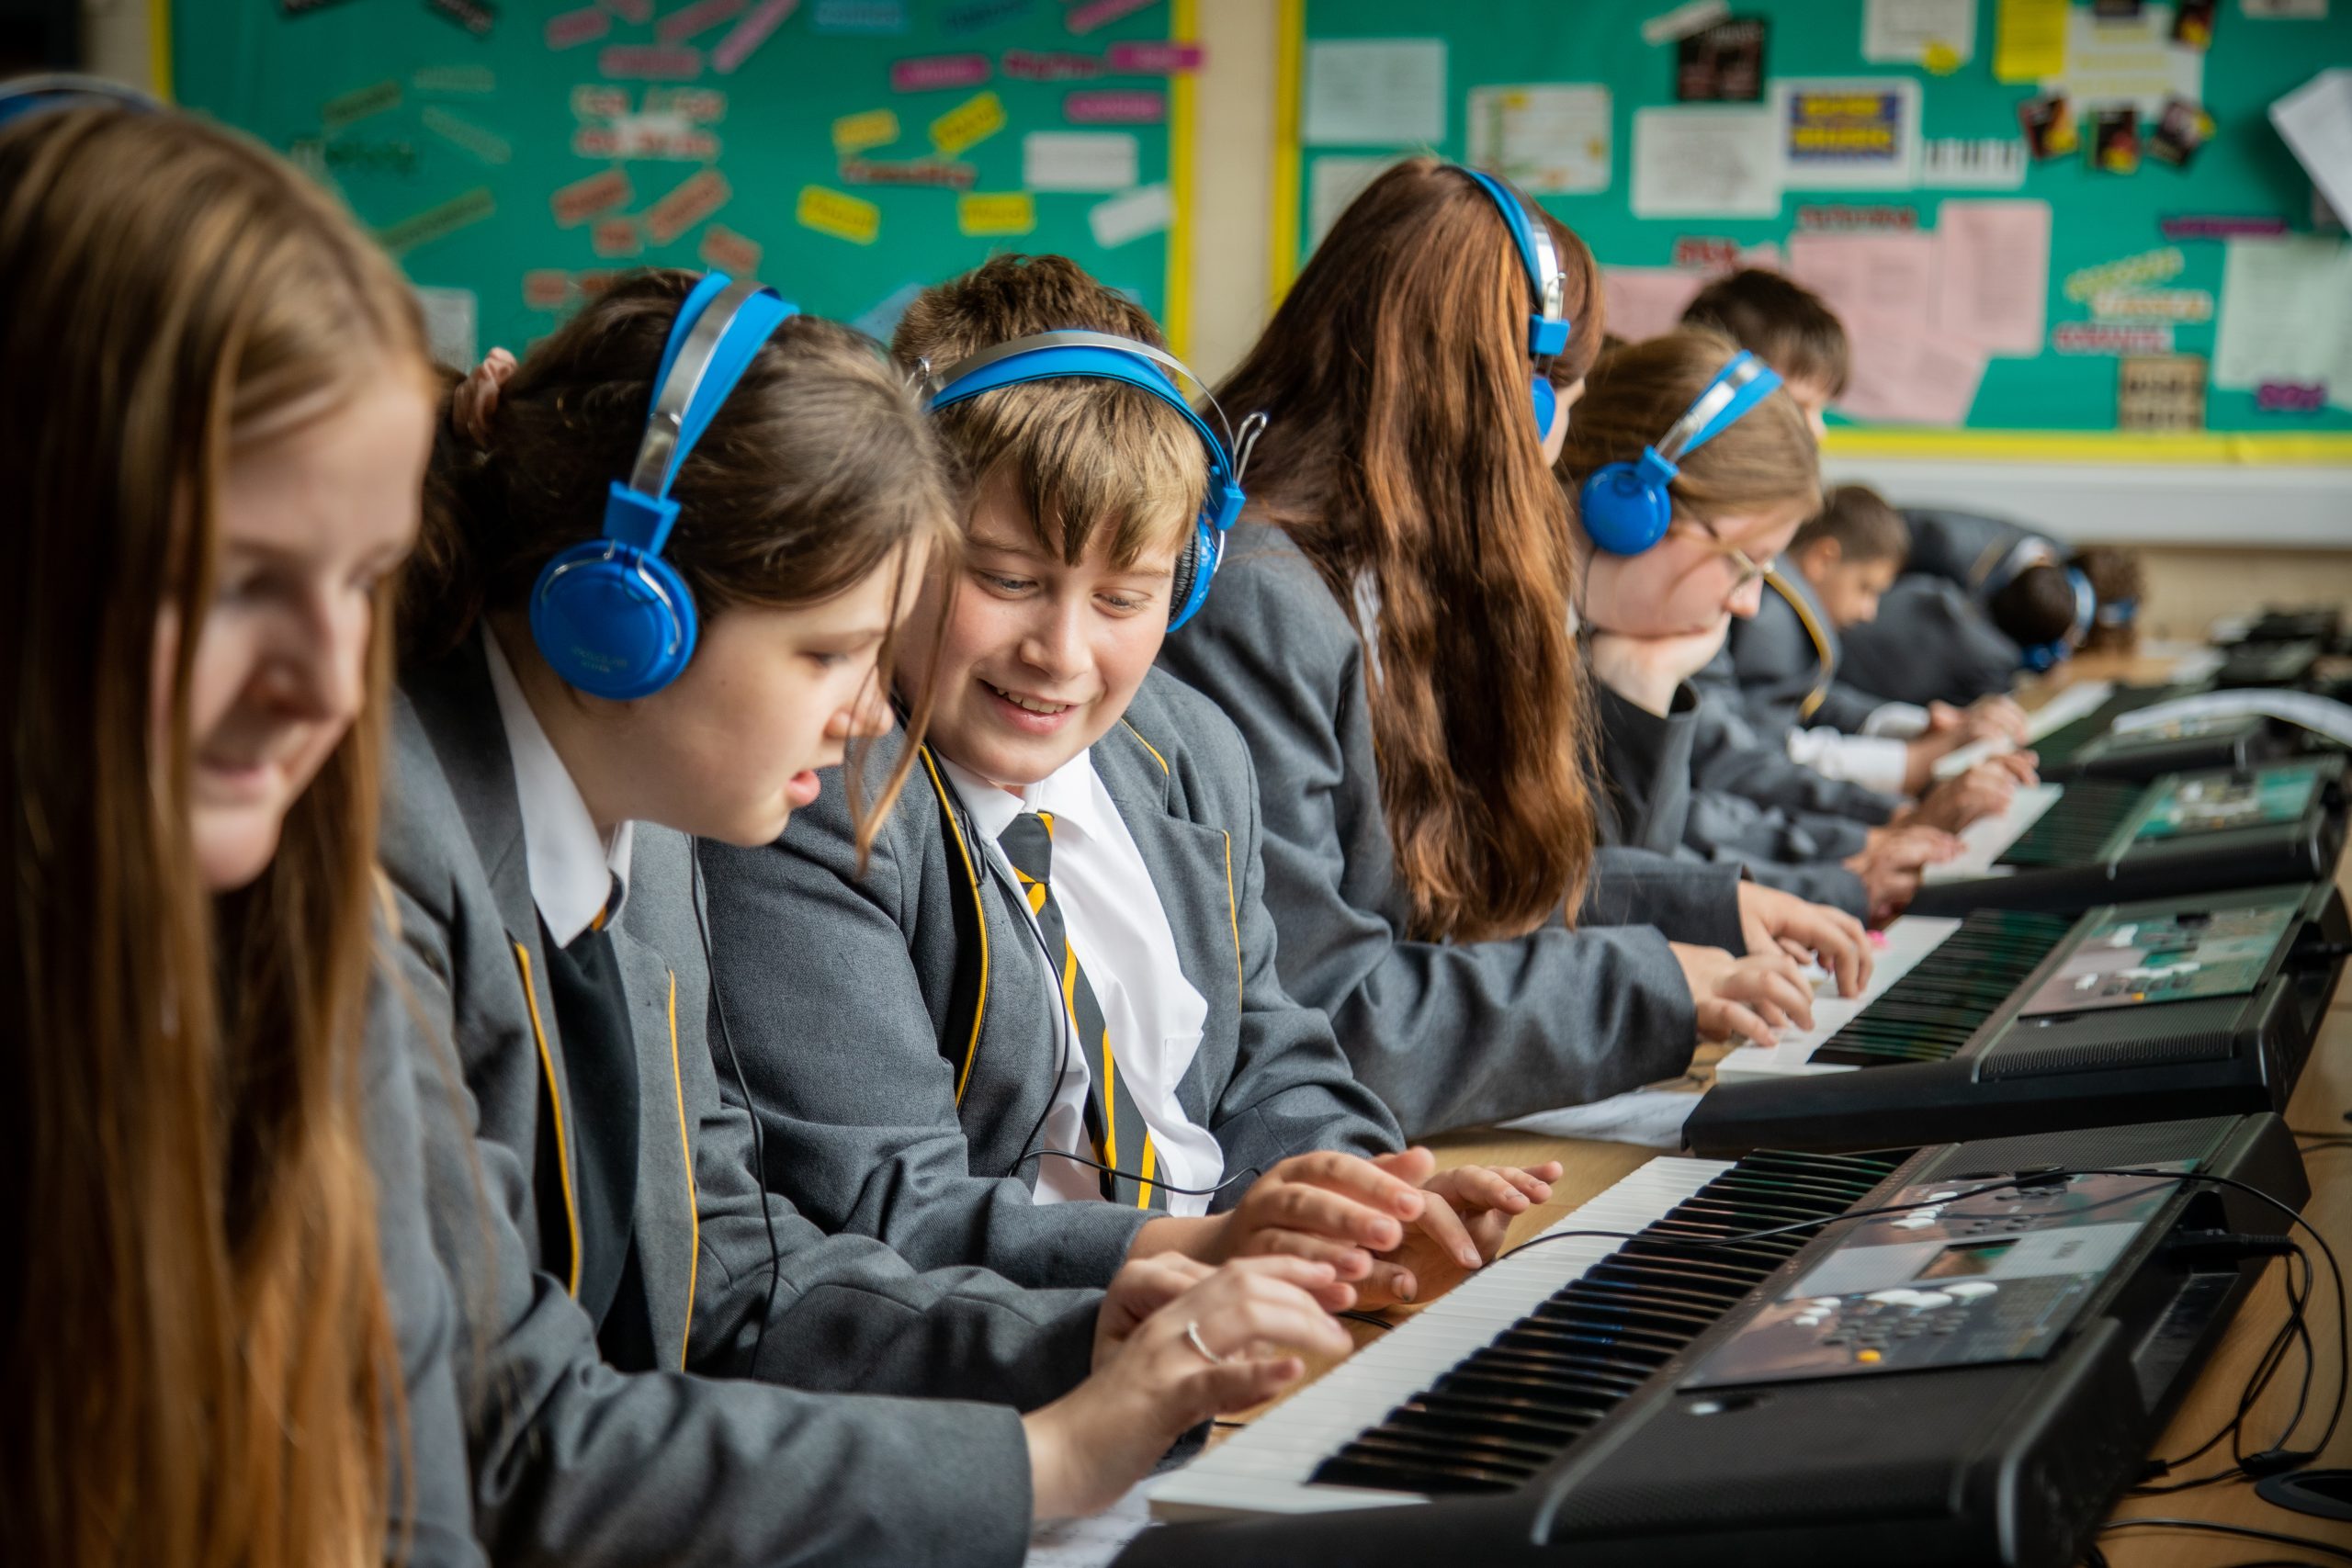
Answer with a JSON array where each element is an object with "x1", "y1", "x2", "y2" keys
[
  {"x1": 1714, "y1": 851, "x2": 1871, "y2": 919},
  {"x1": 1159, "y1": 547, "x2": 1698, "y2": 1139},
  {"x1": 1812, "y1": 679, "x2": 1890, "y2": 735},
  {"x1": 1196, "y1": 703, "x2": 1405, "y2": 1187},
  {"x1": 1690, "y1": 699, "x2": 1898, "y2": 826},
  {"x1": 1580, "y1": 846, "x2": 1747, "y2": 953},
  {"x1": 694, "y1": 787, "x2": 1151, "y2": 1291},
  {"x1": 377, "y1": 879, "x2": 1050, "y2": 1568},
  {"x1": 1838, "y1": 577, "x2": 2021, "y2": 707},
  {"x1": 1589, "y1": 679, "x2": 1702, "y2": 854},
  {"x1": 361, "y1": 974, "x2": 490, "y2": 1568}
]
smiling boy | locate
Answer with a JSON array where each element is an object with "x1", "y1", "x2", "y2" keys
[{"x1": 697, "y1": 254, "x2": 1552, "y2": 1306}]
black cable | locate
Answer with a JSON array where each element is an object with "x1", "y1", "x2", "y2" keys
[
  {"x1": 1338, "y1": 1310, "x2": 1396, "y2": 1332},
  {"x1": 690, "y1": 845, "x2": 783, "y2": 1369},
  {"x1": 2137, "y1": 1245, "x2": 2314, "y2": 1494},
  {"x1": 2098, "y1": 1517, "x2": 2352, "y2": 1562}
]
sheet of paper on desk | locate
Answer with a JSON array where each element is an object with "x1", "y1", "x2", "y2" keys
[
  {"x1": 1499, "y1": 1085, "x2": 1702, "y2": 1149},
  {"x1": 1304, "y1": 39, "x2": 1445, "y2": 145},
  {"x1": 1026, "y1": 1478, "x2": 1154, "y2": 1568},
  {"x1": 1934, "y1": 198, "x2": 2051, "y2": 355}
]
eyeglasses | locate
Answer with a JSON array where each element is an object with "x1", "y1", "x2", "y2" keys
[{"x1": 1695, "y1": 519, "x2": 1774, "y2": 591}]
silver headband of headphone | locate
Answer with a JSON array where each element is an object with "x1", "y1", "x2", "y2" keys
[
  {"x1": 1521, "y1": 212, "x2": 1566, "y2": 369},
  {"x1": 924, "y1": 328, "x2": 1268, "y2": 480},
  {"x1": 627, "y1": 277, "x2": 769, "y2": 498},
  {"x1": 1654, "y1": 355, "x2": 1769, "y2": 467}
]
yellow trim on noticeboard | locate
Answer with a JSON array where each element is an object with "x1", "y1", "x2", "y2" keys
[
  {"x1": 1164, "y1": 0, "x2": 1198, "y2": 360},
  {"x1": 1825, "y1": 429, "x2": 2352, "y2": 466},
  {"x1": 1269, "y1": 0, "x2": 1306, "y2": 310},
  {"x1": 150, "y1": 0, "x2": 175, "y2": 100}
]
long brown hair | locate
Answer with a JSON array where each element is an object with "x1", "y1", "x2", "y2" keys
[
  {"x1": 0, "y1": 107, "x2": 429, "y2": 1566},
  {"x1": 1216, "y1": 157, "x2": 1604, "y2": 943},
  {"x1": 1557, "y1": 329, "x2": 1821, "y2": 531},
  {"x1": 409, "y1": 271, "x2": 961, "y2": 847}
]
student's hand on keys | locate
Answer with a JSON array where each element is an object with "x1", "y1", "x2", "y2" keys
[
  {"x1": 1939, "y1": 694, "x2": 2030, "y2": 746},
  {"x1": 1348, "y1": 1156, "x2": 1564, "y2": 1308},
  {"x1": 1736, "y1": 883, "x2": 1872, "y2": 997},
  {"x1": 1846, "y1": 823, "x2": 1963, "y2": 924},
  {"x1": 1205, "y1": 1149, "x2": 1436, "y2": 1285},
  {"x1": 1671, "y1": 942, "x2": 1817, "y2": 1049},
  {"x1": 1904, "y1": 754, "x2": 2037, "y2": 833},
  {"x1": 1024, "y1": 1256, "x2": 1353, "y2": 1521}
]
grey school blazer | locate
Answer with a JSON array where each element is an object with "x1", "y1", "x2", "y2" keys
[
  {"x1": 695, "y1": 670, "x2": 1404, "y2": 1291},
  {"x1": 1840, "y1": 574, "x2": 2023, "y2": 707},
  {"x1": 379, "y1": 634, "x2": 1102, "y2": 1567},
  {"x1": 1717, "y1": 570, "x2": 1886, "y2": 739},
  {"x1": 1157, "y1": 522, "x2": 1719, "y2": 1137}
]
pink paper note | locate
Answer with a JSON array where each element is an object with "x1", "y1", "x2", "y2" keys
[
  {"x1": 546, "y1": 6, "x2": 611, "y2": 49},
  {"x1": 891, "y1": 53, "x2": 990, "y2": 91},
  {"x1": 1835, "y1": 309, "x2": 1987, "y2": 425},
  {"x1": 602, "y1": 0, "x2": 653, "y2": 21},
  {"x1": 1932, "y1": 199, "x2": 2052, "y2": 357},
  {"x1": 1105, "y1": 40, "x2": 1200, "y2": 73},
  {"x1": 711, "y1": 0, "x2": 796, "y2": 73},
  {"x1": 1065, "y1": 89, "x2": 1163, "y2": 123},
  {"x1": 1067, "y1": 0, "x2": 1157, "y2": 33},
  {"x1": 1788, "y1": 230, "x2": 1938, "y2": 333},
  {"x1": 600, "y1": 45, "x2": 705, "y2": 78},
  {"x1": 657, "y1": 0, "x2": 745, "y2": 44},
  {"x1": 1601, "y1": 267, "x2": 1707, "y2": 344}
]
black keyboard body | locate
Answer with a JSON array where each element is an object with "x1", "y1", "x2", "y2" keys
[
  {"x1": 1685, "y1": 883, "x2": 2348, "y2": 1156},
  {"x1": 1114, "y1": 1115, "x2": 2308, "y2": 1568}
]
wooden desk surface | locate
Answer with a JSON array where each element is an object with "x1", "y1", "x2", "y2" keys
[{"x1": 1249, "y1": 652, "x2": 2352, "y2": 1565}]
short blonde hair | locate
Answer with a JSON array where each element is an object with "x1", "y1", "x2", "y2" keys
[{"x1": 892, "y1": 254, "x2": 1206, "y2": 568}]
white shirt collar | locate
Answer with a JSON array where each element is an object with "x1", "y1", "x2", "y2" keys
[
  {"x1": 483, "y1": 629, "x2": 635, "y2": 947},
  {"x1": 937, "y1": 750, "x2": 1112, "y2": 854}
]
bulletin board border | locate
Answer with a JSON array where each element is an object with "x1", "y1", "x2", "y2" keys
[{"x1": 1269, "y1": 4, "x2": 2350, "y2": 468}]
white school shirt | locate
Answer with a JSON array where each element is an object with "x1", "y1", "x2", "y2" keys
[
  {"x1": 485, "y1": 630, "x2": 636, "y2": 945},
  {"x1": 1783, "y1": 700, "x2": 1933, "y2": 797},
  {"x1": 938, "y1": 752, "x2": 1223, "y2": 1217}
]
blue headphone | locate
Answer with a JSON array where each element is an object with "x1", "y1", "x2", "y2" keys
[
  {"x1": 1578, "y1": 350, "x2": 1785, "y2": 557},
  {"x1": 1982, "y1": 538, "x2": 2097, "y2": 672},
  {"x1": 1459, "y1": 167, "x2": 1573, "y2": 440},
  {"x1": 530, "y1": 272, "x2": 797, "y2": 699},
  {"x1": 924, "y1": 332, "x2": 1265, "y2": 632}
]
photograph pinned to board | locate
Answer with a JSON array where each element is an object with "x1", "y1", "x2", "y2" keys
[
  {"x1": 1775, "y1": 77, "x2": 1922, "y2": 188},
  {"x1": 1467, "y1": 85, "x2": 1611, "y2": 193},
  {"x1": 2147, "y1": 96, "x2": 2213, "y2": 166},
  {"x1": 2089, "y1": 104, "x2": 2142, "y2": 172},
  {"x1": 2017, "y1": 91, "x2": 2079, "y2": 157},
  {"x1": 2170, "y1": 0, "x2": 2216, "y2": 47},
  {"x1": 2116, "y1": 353, "x2": 2208, "y2": 430},
  {"x1": 1631, "y1": 105, "x2": 1781, "y2": 216},
  {"x1": 1303, "y1": 38, "x2": 1445, "y2": 145},
  {"x1": 1862, "y1": 0, "x2": 1977, "y2": 67},
  {"x1": 1676, "y1": 16, "x2": 1768, "y2": 101}
]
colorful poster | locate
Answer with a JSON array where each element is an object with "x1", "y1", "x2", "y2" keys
[
  {"x1": 1775, "y1": 77, "x2": 1922, "y2": 188},
  {"x1": 2117, "y1": 354, "x2": 2208, "y2": 429},
  {"x1": 1467, "y1": 85, "x2": 1611, "y2": 194}
]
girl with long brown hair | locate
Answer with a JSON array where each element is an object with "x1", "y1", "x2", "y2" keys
[
  {"x1": 1159, "y1": 158, "x2": 1868, "y2": 1137},
  {"x1": 0, "y1": 95, "x2": 480, "y2": 1567},
  {"x1": 379, "y1": 268, "x2": 1356, "y2": 1562}
]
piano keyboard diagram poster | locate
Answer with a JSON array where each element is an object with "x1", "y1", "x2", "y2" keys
[
  {"x1": 1287, "y1": 0, "x2": 2352, "y2": 436},
  {"x1": 171, "y1": 0, "x2": 1190, "y2": 360}
]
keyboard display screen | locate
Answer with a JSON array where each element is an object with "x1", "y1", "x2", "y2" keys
[
  {"x1": 2133, "y1": 761, "x2": 2324, "y2": 841},
  {"x1": 2016, "y1": 898, "x2": 2296, "y2": 1016}
]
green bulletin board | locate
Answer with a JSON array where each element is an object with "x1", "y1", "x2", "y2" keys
[
  {"x1": 1283, "y1": 0, "x2": 2352, "y2": 454},
  {"x1": 170, "y1": 0, "x2": 1195, "y2": 362}
]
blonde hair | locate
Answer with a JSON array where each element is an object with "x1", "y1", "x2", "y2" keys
[
  {"x1": 891, "y1": 254, "x2": 1207, "y2": 568},
  {"x1": 1563, "y1": 329, "x2": 1822, "y2": 536},
  {"x1": 0, "y1": 105, "x2": 429, "y2": 1568}
]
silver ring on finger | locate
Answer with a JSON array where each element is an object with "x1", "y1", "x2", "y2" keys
[{"x1": 1183, "y1": 1319, "x2": 1225, "y2": 1366}]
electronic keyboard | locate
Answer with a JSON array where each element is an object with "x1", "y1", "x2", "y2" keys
[
  {"x1": 1686, "y1": 883, "x2": 2348, "y2": 1156},
  {"x1": 1120, "y1": 1114, "x2": 2307, "y2": 1568},
  {"x1": 1906, "y1": 755, "x2": 2345, "y2": 917}
]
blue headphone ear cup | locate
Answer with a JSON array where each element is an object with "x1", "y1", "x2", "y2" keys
[
  {"x1": 529, "y1": 541, "x2": 700, "y2": 700},
  {"x1": 1531, "y1": 376, "x2": 1558, "y2": 440},
  {"x1": 1167, "y1": 516, "x2": 1217, "y2": 631},
  {"x1": 1578, "y1": 462, "x2": 1673, "y2": 556}
]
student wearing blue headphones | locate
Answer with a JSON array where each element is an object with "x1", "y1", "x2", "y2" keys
[
  {"x1": 1156, "y1": 159, "x2": 1872, "y2": 1139},
  {"x1": 1561, "y1": 328, "x2": 1968, "y2": 924},
  {"x1": 383, "y1": 267, "x2": 1355, "y2": 1562},
  {"x1": 699, "y1": 253, "x2": 1560, "y2": 1307}
]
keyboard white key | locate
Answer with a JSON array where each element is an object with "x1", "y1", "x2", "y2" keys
[
  {"x1": 1933, "y1": 680, "x2": 2115, "y2": 780},
  {"x1": 1713, "y1": 916, "x2": 1962, "y2": 1084},
  {"x1": 1145, "y1": 1157, "x2": 1728, "y2": 1521},
  {"x1": 1921, "y1": 781, "x2": 2063, "y2": 882}
]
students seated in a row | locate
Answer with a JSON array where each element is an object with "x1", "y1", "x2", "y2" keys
[
  {"x1": 1839, "y1": 509, "x2": 2145, "y2": 707},
  {"x1": 1158, "y1": 159, "x2": 1871, "y2": 1135},
  {"x1": 1706, "y1": 484, "x2": 2032, "y2": 798},
  {"x1": 1, "y1": 95, "x2": 481, "y2": 1568},
  {"x1": 699, "y1": 253, "x2": 1557, "y2": 1300},
  {"x1": 391, "y1": 268, "x2": 1374, "y2": 1560}
]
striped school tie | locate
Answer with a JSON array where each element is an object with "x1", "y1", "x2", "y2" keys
[{"x1": 998, "y1": 810, "x2": 1167, "y2": 1209}]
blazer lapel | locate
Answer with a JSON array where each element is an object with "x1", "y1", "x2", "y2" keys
[{"x1": 605, "y1": 919, "x2": 697, "y2": 1370}]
